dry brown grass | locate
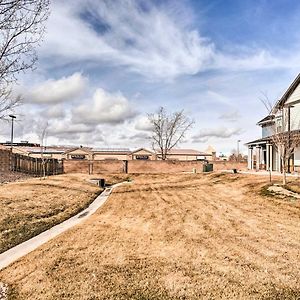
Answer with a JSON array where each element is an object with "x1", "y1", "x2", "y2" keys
[
  {"x1": 1, "y1": 173, "x2": 300, "y2": 299},
  {"x1": 0, "y1": 174, "x2": 102, "y2": 253}
]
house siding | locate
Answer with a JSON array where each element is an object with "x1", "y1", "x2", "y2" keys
[{"x1": 286, "y1": 83, "x2": 300, "y2": 104}]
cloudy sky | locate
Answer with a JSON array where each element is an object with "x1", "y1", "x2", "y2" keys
[{"x1": 2, "y1": 0, "x2": 300, "y2": 155}]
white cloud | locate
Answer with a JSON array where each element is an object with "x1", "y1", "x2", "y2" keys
[
  {"x1": 134, "y1": 116, "x2": 153, "y2": 131},
  {"x1": 40, "y1": 1, "x2": 300, "y2": 82},
  {"x1": 48, "y1": 120, "x2": 93, "y2": 136},
  {"x1": 42, "y1": 104, "x2": 66, "y2": 119},
  {"x1": 40, "y1": 0, "x2": 214, "y2": 80},
  {"x1": 72, "y1": 88, "x2": 137, "y2": 124},
  {"x1": 219, "y1": 110, "x2": 241, "y2": 122},
  {"x1": 24, "y1": 72, "x2": 87, "y2": 104},
  {"x1": 193, "y1": 127, "x2": 242, "y2": 141}
]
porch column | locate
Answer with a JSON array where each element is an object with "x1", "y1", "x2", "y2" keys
[
  {"x1": 252, "y1": 147, "x2": 255, "y2": 170},
  {"x1": 248, "y1": 147, "x2": 253, "y2": 169},
  {"x1": 269, "y1": 144, "x2": 273, "y2": 171},
  {"x1": 256, "y1": 146, "x2": 261, "y2": 171},
  {"x1": 266, "y1": 144, "x2": 270, "y2": 171}
]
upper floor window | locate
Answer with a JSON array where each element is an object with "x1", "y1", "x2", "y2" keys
[{"x1": 276, "y1": 117, "x2": 283, "y2": 133}]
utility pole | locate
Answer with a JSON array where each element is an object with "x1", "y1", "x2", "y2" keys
[{"x1": 9, "y1": 114, "x2": 16, "y2": 150}]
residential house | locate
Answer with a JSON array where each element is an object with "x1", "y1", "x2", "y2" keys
[
  {"x1": 64, "y1": 148, "x2": 131, "y2": 161},
  {"x1": 247, "y1": 73, "x2": 300, "y2": 172},
  {"x1": 12, "y1": 146, "x2": 71, "y2": 160}
]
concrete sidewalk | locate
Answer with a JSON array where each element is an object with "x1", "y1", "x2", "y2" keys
[
  {"x1": 221, "y1": 169, "x2": 300, "y2": 177},
  {"x1": 0, "y1": 182, "x2": 125, "y2": 270}
]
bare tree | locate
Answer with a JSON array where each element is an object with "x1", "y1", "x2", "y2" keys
[
  {"x1": 148, "y1": 107, "x2": 194, "y2": 160},
  {"x1": 0, "y1": 0, "x2": 50, "y2": 119},
  {"x1": 260, "y1": 93, "x2": 300, "y2": 185},
  {"x1": 229, "y1": 149, "x2": 243, "y2": 162}
]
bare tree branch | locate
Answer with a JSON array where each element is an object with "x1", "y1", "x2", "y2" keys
[
  {"x1": 0, "y1": 0, "x2": 50, "y2": 119},
  {"x1": 148, "y1": 107, "x2": 194, "y2": 160}
]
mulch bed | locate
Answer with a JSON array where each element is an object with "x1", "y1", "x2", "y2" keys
[{"x1": 0, "y1": 172, "x2": 32, "y2": 184}]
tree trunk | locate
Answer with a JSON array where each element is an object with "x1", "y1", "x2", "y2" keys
[{"x1": 282, "y1": 158, "x2": 287, "y2": 185}]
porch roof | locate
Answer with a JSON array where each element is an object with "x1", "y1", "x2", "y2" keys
[{"x1": 246, "y1": 137, "x2": 270, "y2": 146}]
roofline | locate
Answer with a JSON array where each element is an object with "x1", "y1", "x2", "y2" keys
[
  {"x1": 276, "y1": 73, "x2": 300, "y2": 108},
  {"x1": 131, "y1": 148, "x2": 155, "y2": 154},
  {"x1": 63, "y1": 147, "x2": 93, "y2": 154},
  {"x1": 256, "y1": 115, "x2": 275, "y2": 126}
]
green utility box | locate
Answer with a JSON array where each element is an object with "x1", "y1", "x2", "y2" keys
[{"x1": 203, "y1": 163, "x2": 213, "y2": 172}]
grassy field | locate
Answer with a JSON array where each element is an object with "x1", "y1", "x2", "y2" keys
[
  {"x1": 1, "y1": 173, "x2": 300, "y2": 299},
  {"x1": 0, "y1": 174, "x2": 102, "y2": 253}
]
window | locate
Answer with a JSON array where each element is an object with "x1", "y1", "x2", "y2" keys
[
  {"x1": 276, "y1": 117, "x2": 283, "y2": 133},
  {"x1": 71, "y1": 154, "x2": 86, "y2": 160},
  {"x1": 135, "y1": 155, "x2": 149, "y2": 160}
]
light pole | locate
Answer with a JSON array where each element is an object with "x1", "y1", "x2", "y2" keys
[
  {"x1": 9, "y1": 114, "x2": 16, "y2": 149},
  {"x1": 237, "y1": 139, "x2": 241, "y2": 162}
]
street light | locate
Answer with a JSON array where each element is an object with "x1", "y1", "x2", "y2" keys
[
  {"x1": 237, "y1": 139, "x2": 241, "y2": 162},
  {"x1": 9, "y1": 114, "x2": 16, "y2": 149}
]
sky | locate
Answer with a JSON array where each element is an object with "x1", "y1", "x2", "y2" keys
[{"x1": 2, "y1": 0, "x2": 300, "y2": 155}]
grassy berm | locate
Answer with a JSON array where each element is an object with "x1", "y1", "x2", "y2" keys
[{"x1": 0, "y1": 174, "x2": 102, "y2": 253}]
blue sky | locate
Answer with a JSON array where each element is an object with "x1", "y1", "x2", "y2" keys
[{"x1": 2, "y1": 0, "x2": 300, "y2": 154}]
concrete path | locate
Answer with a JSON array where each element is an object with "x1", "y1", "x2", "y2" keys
[
  {"x1": 221, "y1": 169, "x2": 300, "y2": 177},
  {"x1": 0, "y1": 182, "x2": 125, "y2": 270}
]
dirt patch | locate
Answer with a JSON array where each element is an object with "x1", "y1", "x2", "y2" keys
[{"x1": 1, "y1": 173, "x2": 299, "y2": 299}]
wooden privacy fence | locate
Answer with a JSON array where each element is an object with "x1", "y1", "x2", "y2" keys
[{"x1": 11, "y1": 153, "x2": 64, "y2": 176}]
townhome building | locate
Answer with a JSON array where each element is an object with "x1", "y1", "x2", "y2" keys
[{"x1": 247, "y1": 73, "x2": 300, "y2": 172}]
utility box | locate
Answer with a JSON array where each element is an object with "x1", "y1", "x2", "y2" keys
[{"x1": 203, "y1": 163, "x2": 213, "y2": 172}]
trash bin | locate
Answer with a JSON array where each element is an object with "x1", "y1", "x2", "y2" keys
[
  {"x1": 232, "y1": 169, "x2": 237, "y2": 174},
  {"x1": 98, "y1": 178, "x2": 105, "y2": 188},
  {"x1": 203, "y1": 163, "x2": 213, "y2": 172}
]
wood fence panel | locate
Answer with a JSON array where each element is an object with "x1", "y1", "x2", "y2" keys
[{"x1": 10, "y1": 154, "x2": 64, "y2": 176}]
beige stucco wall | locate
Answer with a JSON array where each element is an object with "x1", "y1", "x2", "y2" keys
[
  {"x1": 65, "y1": 149, "x2": 92, "y2": 160},
  {"x1": 93, "y1": 153, "x2": 129, "y2": 160}
]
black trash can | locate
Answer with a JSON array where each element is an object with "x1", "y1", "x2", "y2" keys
[
  {"x1": 99, "y1": 178, "x2": 105, "y2": 188},
  {"x1": 203, "y1": 163, "x2": 213, "y2": 172},
  {"x1": 232, "y1": 168, "x2": 237, "y2": 174}
]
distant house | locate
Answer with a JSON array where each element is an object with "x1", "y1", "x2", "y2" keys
[
  {"x1": 156, "y1": 149, "x2": 212, "y2": 161},
  {"x1": 63, "y1": 147, "x2": 214, "y2": 161},
  {"x1": 131, "y1": 148, "x2": 156, "y2": 160},
  {"x1": 12, "y1": 146, "x2": 71, "y2": 160},
  {"x1": 64, "y1": 148, "x2": 131, "y2": 161},
  {"x1": 247, "y1": 73, "x2": 300, "y2": 172},
  {"x1": 6, "y1": 143, "x2": 216, "y2": 162}
]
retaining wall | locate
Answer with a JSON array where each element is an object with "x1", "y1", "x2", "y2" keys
[
  {"x1": 212, "y1": 161, "x2": 248, "y2": 171},
  {"x1": 63, "y1": 159, "x2": 248, "y2": 175},
  {"x1": 127, "y1": 160, "x2": 204, "y2": 174},
  {"x1": 0, "y1": 146, "x2": 11, "y2": 172},
  {"x1": 63, "y1": 160, "x2": 125, "y2": 174}
]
